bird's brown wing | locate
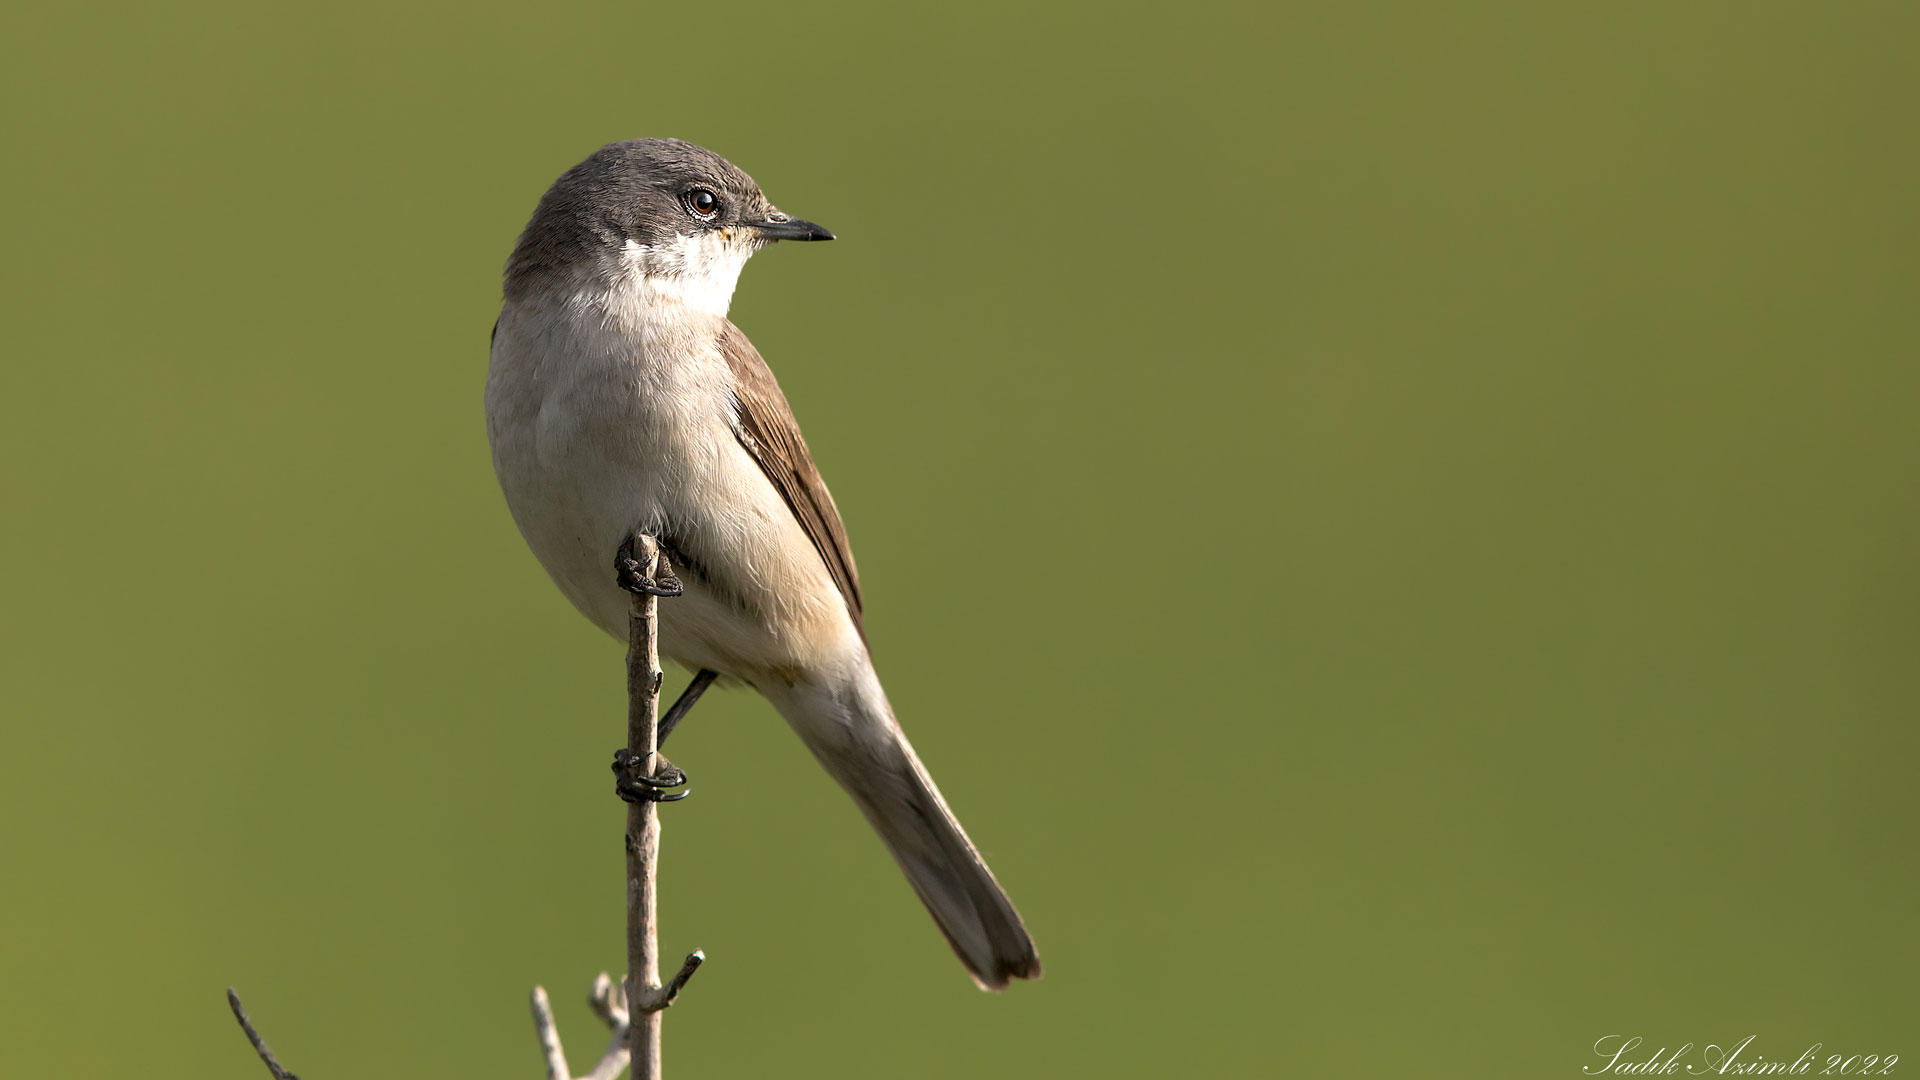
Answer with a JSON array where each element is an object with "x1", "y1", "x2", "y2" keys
[{"x1": 716, "y1": 320, "x2": 864, "y2": 631}]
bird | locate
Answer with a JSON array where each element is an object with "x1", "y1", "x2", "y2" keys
[{"x1": 485, "y1": 138, "x2": 1040, "y2": 990}]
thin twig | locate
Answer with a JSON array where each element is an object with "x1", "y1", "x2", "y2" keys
[
  {"x1": 583, "y1": 973, "x2": 634, "y2": 1080},
  {"x1": 587, "y1": 971, "x2": 630, "y2": 1029},
  {"x1": 659, "y1": 950, "x2": 705, "y2": 1006},
  {"x1": 226, "y1": 988, "x2": 300, "y2": 1080},
  {"x1": 528, "y1": 974, "x2": 633, "y2": 1080},
  {"x1": 631, "y1": 949, "x2": 706, "y2": 1013},
  {"x1": 530, "y1": 987, "x2": 571, "y2": 1080}
]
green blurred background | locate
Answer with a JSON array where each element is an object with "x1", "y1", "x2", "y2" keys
[{"x1": 3, "y1": 1, "x2": 1915, "y2": 1075}]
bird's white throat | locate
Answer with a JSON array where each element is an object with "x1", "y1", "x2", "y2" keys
[{"x1": 619, "y1": 232, "x2": 759, "y2": 319}]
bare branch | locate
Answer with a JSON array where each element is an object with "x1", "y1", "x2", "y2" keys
[
  {"x1": 528, "y1": 532, "x2": 710, "y2": 1079},
  {"x1": 587, "y1": 971, "x2": 629, "y2": 1029},
  {"x1": 625, "y1": 536, "x2": 664, "y2": 1077},
  {"x1": 226, "y1": 988, "x2": 300, "y2": 1080},
  {"x1": 530, "y1": 987, "x2": 571, "y2": 1080},
  {"x1": 528, "y1": 973, "x2": 633, "y2": 1080},
  {"x1": 583, "y1": 973, "x2": 635, "y2": 1080}
]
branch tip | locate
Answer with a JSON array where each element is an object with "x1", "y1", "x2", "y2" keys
[
  {"x1": 588, "y1": 971, "x2": 629, "y2": 1028},
  {"x1": 226, "y1": 987, "x2": 301, "y2": 1080},
  {"x1": 531, "y1": 986, "x2": 570, "y2": 1080},
  {"x1": 531, "y1": 975, "x2": 634, "y2": 1080},
  {"x1": 663, "y1": 950, "x2": 705, "y2": 1003}
]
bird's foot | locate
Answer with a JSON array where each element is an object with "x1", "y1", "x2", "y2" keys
[
  {"x1": 612, "y1": 748, "x2": 690, "y2": 803},
  {"x1": 615, "y1": 536, "x2": 683, "y2": 597}
]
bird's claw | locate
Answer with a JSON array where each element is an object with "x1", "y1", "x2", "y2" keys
[
  {"x1": 615, "y1": 535, "x2": 684, "y2": 597},
  {"x1": 613, "y1": 748, "x2": 690, "y2": 803}
]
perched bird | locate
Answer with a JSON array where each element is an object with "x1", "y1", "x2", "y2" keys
[{"x1": 485, "y1": 139, "x2": 1040, "y2": 989}]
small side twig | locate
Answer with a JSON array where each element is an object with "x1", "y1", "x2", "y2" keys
[
  {"x1": 630, "y1": 949, "x2": 705, "y2": 1013},
  {"x1": 226, "y1": 988, "x2": 300, "y2": 1080},
  {"x1": 530, "y1": 973, "x2": 632, "y2": 1080}
]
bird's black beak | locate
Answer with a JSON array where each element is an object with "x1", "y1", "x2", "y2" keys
[{"x1": 748, "y1": 216, "x2": 834, "y2": 242}]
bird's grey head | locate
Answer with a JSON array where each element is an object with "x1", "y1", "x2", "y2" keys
[{"x1": 504, "y1": 138, "x2": 832, "y2": 315}]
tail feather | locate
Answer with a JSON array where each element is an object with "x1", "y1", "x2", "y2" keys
[
  {"x1": 860, "y1": 738, "x2": 1042, "y2": 989},
  {"x1": 769, "y1": 671, "x2": 1041, "y2": 989}
]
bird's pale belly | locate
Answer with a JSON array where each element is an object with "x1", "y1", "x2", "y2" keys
[{"x1": 492, "y1": 396, "x2": 856, "y2": 681}]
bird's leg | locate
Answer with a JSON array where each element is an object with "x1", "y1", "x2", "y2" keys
[
  {"x1": 615, "y1": 534, "x2": 684, "y2": 597},
  {"x1": 612, "y1": 668, "x2": 717, "y2": 802},
  {"x1": 658, "y1": 669, "x2": 718, "y2": 749},
  {"x1": 609, "y1": 541, "x2": 707, "y2": 803}
]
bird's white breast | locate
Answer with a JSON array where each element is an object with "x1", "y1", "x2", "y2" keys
[{"x1": 485, "y1": 256, "x2": 857, "y2": 678}]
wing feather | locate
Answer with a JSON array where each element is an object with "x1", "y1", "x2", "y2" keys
[{"x1": 716, "y1": 321, "x2": 864, "y2": 630}]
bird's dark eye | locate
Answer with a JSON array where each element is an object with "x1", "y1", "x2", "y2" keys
[{"x1": 689, "y1": 189, "x2": 719, "y2": 217}]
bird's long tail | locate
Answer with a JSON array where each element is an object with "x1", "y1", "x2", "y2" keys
[{"x1": 766, "y1": 669, "x2": 1041, "y2": 990}]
